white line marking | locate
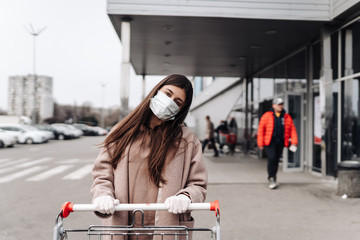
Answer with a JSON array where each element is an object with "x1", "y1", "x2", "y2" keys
[
  {"x1": 63, "y1": 164, "x2": 93, "y2": 180},
  {"x1": 27, "y1": 165, "x2": 74, "y2": 182},
  {"x1": 0, "y1": 166, "x2": 19, "y2": 175},
  {"x1": 18, "y1": 157, "x2": 53, "y2": 168},
  {"x1": 0, "y1": 158, "x2": 30, "y2": 169},
  {"x1": 0, "y1": 166, "x2": 47, "y2": 183},
  {"x1": 0, "y1": 159, "x2": 10, "y2": 164},
  {"x1": 57, "y1": 158, "x2": 79, "y2": 164}
]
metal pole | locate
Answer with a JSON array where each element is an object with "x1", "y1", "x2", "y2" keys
[
  {"x1": 24, "y1": 24, "x2": 46, "y2": 124},
  {"x1": 32, "y1": 35, "x2": 37, "y2": 124},
  {"x1": 244, "y1": 78, "x2": 249, "y2": 154},
  {"x1": 33, "y1": 33, "x2": 36, "y2": 75},
  {"x1": 100, "y1": 82, "x2": 107, "y2": 128}
]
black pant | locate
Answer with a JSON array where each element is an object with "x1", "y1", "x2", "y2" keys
[
  {"x1": 265, "y1": 142, "x2": 284, "y2": 181},
  {"x1": 202, "y1": 138, "x2": 219, "y2": 155}
]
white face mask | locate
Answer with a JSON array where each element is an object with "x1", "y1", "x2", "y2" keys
[{"x1": 150, "y1": 91, "x2": 180, "y2": 121}]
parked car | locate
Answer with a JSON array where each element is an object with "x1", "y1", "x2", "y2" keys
[
  {"x1": 91, "y1": 126, "x2": 109, "y2": 136},
  {"x1": 28, "y1": 125, "x2": 55, "y2": 140},
  {"x1": 73, "y1": 123, "x2": 98, "y2": 136},
  {"x1": 49, "y1": 124, "x2": 74, "y2": 140},
  {"x1": 0, "y1": 129, "x2": 17, "y2": 148},
  {"x1": 0, "y1": 124, "x2": 48, "y2": 144},
  {"x1": 34, "y1": 124, "x2": 65, "y2": 140},
  {"x1": 51, "y1": 124, "x2": 83, "y2": 139}
]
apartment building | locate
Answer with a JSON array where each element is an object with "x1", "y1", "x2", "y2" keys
[{"x1": 8, "y1": 74, "x2": 53, "y2": 123}]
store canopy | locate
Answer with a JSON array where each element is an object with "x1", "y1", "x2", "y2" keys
[{"x1": 108, "y1": 1, "x2": 360, "y2": 78}]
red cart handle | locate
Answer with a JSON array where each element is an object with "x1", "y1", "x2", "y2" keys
[
  {"x1": 210, "y1": 200, "x2": 220, "y2": 216},
  {"x1": 60, "y1": 202, "x2": 74, "y2": 218}
]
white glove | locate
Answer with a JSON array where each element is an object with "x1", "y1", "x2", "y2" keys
[
  {"x1": 93, "y1": 196, "x2": 120, "y2": 214},
  {"x1": 289, "y1": 145, "x2": 297, "y2": 153},
  {"x1": 164, "y1": 194, "x2": 191, "y2": 214}
]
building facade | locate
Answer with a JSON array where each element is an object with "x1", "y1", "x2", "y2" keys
[
  {"x1": 8, "y1": 74, "x2": 54, "y2": 123},
  {"x1": 106, "y1": 0, "x2": 360, "y2": 177}
]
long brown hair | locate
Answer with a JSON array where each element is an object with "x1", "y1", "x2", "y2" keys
[{"x1": 102, "y1": 74, "x2": 193, "y2": 187}]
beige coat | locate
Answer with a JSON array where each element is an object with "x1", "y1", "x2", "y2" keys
[
  {"x1": 91, "y1": 126, "x2": 207, "y2": 239},
  {"x1": 205, "y1": 120, "x2": 215, "y2": 139}
]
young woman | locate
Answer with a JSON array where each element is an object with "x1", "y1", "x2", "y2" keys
[{"x1": 91, "y1": 74, "x2": 207, "y2": 239}]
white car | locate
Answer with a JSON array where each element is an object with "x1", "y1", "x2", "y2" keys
[
  {"x1": 26, "y1": 125, "x2": 55, "y2": 140},
  {"x1": 0, "y1": 129, "x2": 17, "y2": 148},
  {"x1": 0, "y1": 124, "x2": 48, "y2": 144}
]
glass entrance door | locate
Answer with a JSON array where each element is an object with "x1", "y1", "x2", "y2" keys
[{"x1": 282, "y1": 93, "x2": 303, "y2": 171}]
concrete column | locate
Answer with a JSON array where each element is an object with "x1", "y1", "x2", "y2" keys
[
  {"x1": 337, "y1": 31, "x2": 342, "y2": 164},
  {"x1": 120, "y1": 18, "x2": 132, "y2": 116},
  {"x1": 142, "y1": 74, "x2": 146, "y2": 100},
  {"x1": 305, "y1": 45, "x2": 314, "y2": 171},
  {"x1": 319, "y1": 28, "x2": 333, "y2": 176},
  {"x1": 343, "y1": 29, "x2": 354, "y2": 160}
]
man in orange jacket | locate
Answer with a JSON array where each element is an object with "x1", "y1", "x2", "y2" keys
[{"x1": 257, "y1": 98, "x2": 298, "y2": 189}]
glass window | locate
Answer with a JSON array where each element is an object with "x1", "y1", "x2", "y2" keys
[
  {"x1": 340, "y1": 20, "x2": 360, "y2": 161},
  {"x1": 342, "y1": 78, "x2": 360, "y2": 160},
  {"x1": 351, "y1": 21, "x2": 360, "y2": 73}
]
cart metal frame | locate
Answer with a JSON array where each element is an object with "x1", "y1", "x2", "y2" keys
[{"x1": 53, "y1": 201, "x2": 220, "y2": 240}]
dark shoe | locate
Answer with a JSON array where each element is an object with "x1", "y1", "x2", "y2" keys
[{"x1": 213, "y1": 154, "x2": 219, "y2": 157}]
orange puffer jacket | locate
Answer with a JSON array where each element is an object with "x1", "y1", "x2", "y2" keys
[{"x1": 257, "y1": 111, "x2": 298, "y2": 148}]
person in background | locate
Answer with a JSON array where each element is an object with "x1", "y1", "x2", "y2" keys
[
  {"x1": 215, "y1": 120, "x2": 230, "y2": 154},
  {"x1": 91, "y1": 74, "x2": 207, "y2": 240},
  {"x1": 257, "y1": 98, "x2": 298, "y2": 189},
  {"x1": 201, "y1": 116, "x2": 219, "y2": 157},
  {"x1": 228, "y1": 116, "x2": 238, "y2": 136},
  {"x1": 228, "y1": 117, "x2": 238, "y2": 155}
]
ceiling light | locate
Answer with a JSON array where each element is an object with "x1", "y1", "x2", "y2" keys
[
  {"x1": 237, "y1": 56, "x2": 246, "y2": 60},
  {"x1": 163, "y1": 25, "x2": 175, "y2": 31},
  {"x1": 250, "y1": 45, "x2": 260, "y2": 49},
  {"x1": 265, "y1": 30, "x2": 277, "y2": 34},
  {"x1": 163, "y1": 62, "x2": 170, "y2": 66}
]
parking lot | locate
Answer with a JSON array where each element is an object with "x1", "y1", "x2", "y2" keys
[
  {"x1": 0, "y1": 136, "x2": 105, "y2": 240},
  {"x1": 2, "y1": 135, "x2": 360, "y2": 240}
]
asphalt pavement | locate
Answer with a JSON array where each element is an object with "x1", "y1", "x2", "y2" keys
[
  {"x1": 1, "y1": 138, "x2": 360, "y2": 240},
  {"x1": 193, "y1": 148, "x2": 360, "y2": 240}
]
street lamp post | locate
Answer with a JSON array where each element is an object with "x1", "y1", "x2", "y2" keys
[
  {"x1": 24, "y1": 24, "x2": 46, "y2": 124},
  {"x1": 100, "y1": 82, "x2": 107, "y2": 128}
]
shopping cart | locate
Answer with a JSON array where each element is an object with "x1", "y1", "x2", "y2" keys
[
  {"x1": 218, "y1": 132, "x2": 237, "y2": 155},
  {"x1": 53, "y1": 200, "x2": 220, "y2": 240}
]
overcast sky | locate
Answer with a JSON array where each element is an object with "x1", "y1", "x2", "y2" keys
[{"x1": 0, "y1": 0, "x2": 162, "y2": 111}]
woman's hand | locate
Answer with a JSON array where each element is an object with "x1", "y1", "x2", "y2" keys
[
  {"x1": 164, "y1": 194, "x2": 191, "y2": 214},
  {"x1": 93, "y1": 196, "x2": 120, "y2": 214}
]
